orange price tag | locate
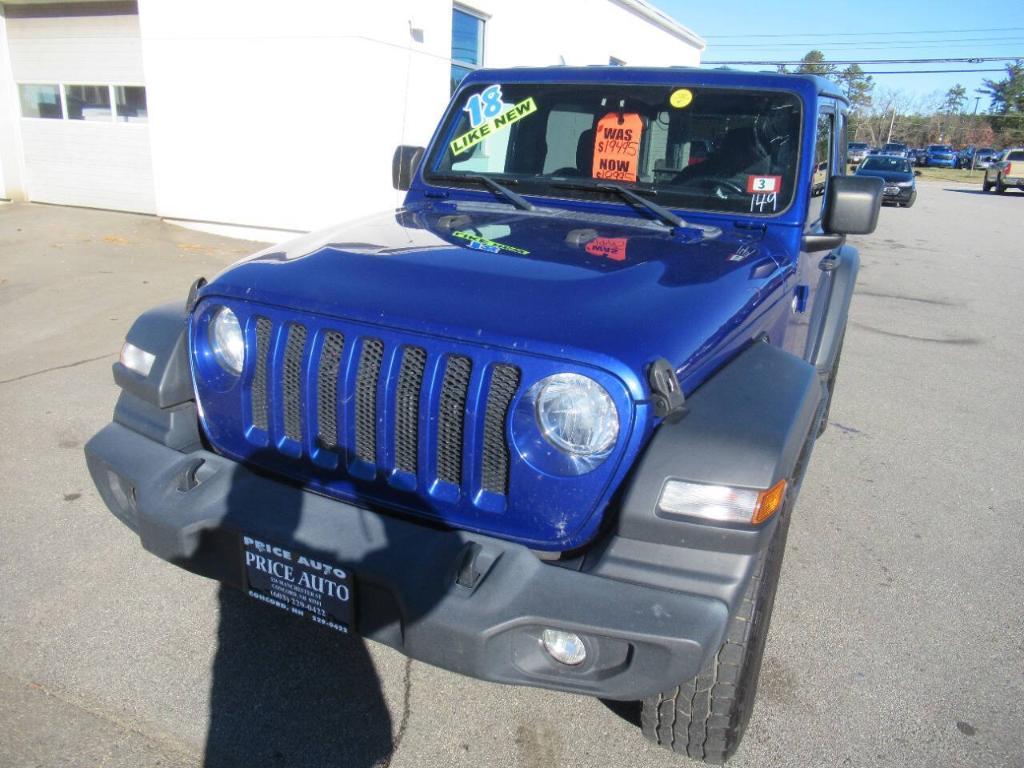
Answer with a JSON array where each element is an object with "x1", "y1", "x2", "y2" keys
[
  {"x1": 592, "y1": 112, "x2": 643, "y2": 183},
  {"x1": 585, "y1": 237, "x2": 628, "y2": 262}
]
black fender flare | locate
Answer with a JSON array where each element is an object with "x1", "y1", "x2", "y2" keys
[
  {"x1": 611, "y1": 340, "x2": 821, "y2": 551},
  {"x1": 109, "y1": 302, "x2": 199, "y2": 451}
]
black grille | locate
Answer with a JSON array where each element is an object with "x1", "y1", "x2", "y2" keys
[
  {"x1": 394, "y1": 346, "x2": 427, "y2": 474},
  {"x1": 282, "y1": 324, "x2": 307, "y2": 442},
  {"x1": 481, "y1": 365, "x2": 520, "y2": 495},
  {"x1": 251, "y1": 317, "x2": 272, "y2": 431},
  {"x1": 354, "y1": 339, "x2": 384, "y2": 463},
  {"x1": 316, "y1": 331, "x2": 345, "y2": 450},
  {"x1": 436, "y1": 355, "x2": 472, "y2": 485}
]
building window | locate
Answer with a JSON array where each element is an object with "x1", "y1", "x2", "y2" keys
[
  {"x1": 17, "y1": 83, "x2": 147, "y2": 123},
  {"x1": 65, "y1": 84, "x2": 112, "y2": 121},
  {"x1": 451, "y1": 7, "x2": 484, "y2": 93},
  {"x1": 114, "y1": 86, "x2": 148, "y2": 122},
  {"x1": 18, "y1": 84, "x2": 63, "y2": 119}
]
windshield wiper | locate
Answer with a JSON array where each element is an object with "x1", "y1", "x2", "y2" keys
[
  {"x1": 430, "y1": 173, "x2": 535, "y2": 212},
  {"x1": 551, "y1": 180, "x2": 687, "y2": 231}
]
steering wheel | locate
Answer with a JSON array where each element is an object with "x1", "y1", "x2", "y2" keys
[{"x1": 679, "y1": 176, "x2": 747, "y2": 197}]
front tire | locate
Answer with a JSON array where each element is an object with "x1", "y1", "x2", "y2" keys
[
  {"x1": 640, "y1": 496, "x2": 795, "y2": 764},
  {"x1": 996, "y1": 176, "x2": 1006, "y2": 194},
  {"x1": 983, "y1": 177, "x2": 993, "y2": 192}
]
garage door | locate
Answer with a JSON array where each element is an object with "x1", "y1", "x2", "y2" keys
[{"x1": 7, "y1": 2, "x2": 155, "y2": 213}]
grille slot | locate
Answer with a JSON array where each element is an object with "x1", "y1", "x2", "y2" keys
[
  {"x1": 436, "y1": 355, "x2": 472, "y2": 485},
  {"x1": 282, "y1": 324, "x2": 308, "y2": 442},
  {"x1": 394, "y1": 346, "x2": 427, "y2": 474},
  {"x1": 481, "y1": 365, "x2": 521, "y2": 495},
  {"x1": 354, "y1": 339, "x2": 384, "y2": 463},
  {"x1": 251, "y1": 317, "x2": 272, "y2": 431},
  {"x1": 316, "y1": 331, "x2": 345, "y2": 450}
]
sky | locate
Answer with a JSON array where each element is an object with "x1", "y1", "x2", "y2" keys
[{"x1": 653, "y1": 0, "x2": 1024, "y2": 111}]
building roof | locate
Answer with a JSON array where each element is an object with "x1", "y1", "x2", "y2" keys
[{"x1": 611, "y1": 0, "x2": 706, "y2": 50}]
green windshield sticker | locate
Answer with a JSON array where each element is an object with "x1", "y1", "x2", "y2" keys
[
  {"x1": 452, "y1": 230, "x2": 530, "y2": 255},
  {"x1": 449, "y1": 97, "x2": 538, "y2": 156}
]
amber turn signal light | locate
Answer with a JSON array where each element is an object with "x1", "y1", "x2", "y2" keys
[{"x1": 751, "y1": 479, "x2": 787, "y2": 525}]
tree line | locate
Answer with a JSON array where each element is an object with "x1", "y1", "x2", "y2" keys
[{"x1": 779, "y1": 51, "x2": 1024, "y2": 148}]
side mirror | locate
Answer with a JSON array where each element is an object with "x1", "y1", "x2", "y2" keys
[
  {"x1": 392, "y1": 145, "x2": 425, "y2": 191},
  {"x1": 914, "y1": 170, "x2": 922, "y2": 177},
  {"x1": 824, "y1": 175, "x2": 882, "y2": 235}
]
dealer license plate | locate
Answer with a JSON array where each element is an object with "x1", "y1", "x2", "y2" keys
[{"x1": 241, "y1": 534, "x2": 354, "y2": 634}]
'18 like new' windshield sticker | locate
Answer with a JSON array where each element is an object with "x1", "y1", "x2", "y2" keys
[
  {"x1": 450, "y1": 84, "x2": 537, "y2": 156},
  {"x1": 592, "y1": 112, "x2": 643, "y2": 183}
]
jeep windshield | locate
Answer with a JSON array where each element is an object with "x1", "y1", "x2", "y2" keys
[{"x1": 425, "y1": 82, "x2": 802, "y2": 216}]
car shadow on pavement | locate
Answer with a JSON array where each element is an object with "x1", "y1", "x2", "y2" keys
[{"x1": 201, "y1": 450, "x2": 399, "y2": 768}]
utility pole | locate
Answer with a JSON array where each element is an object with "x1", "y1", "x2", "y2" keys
[
  {"x1": 973, "y1": 96, "x2": 981, "y2": 114},
  {"x1": 886, "y1": 107, "x2": 897, "y2": 144}
]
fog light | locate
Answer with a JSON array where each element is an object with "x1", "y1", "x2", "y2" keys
[
  {"x1": 541, "y1": 629, "x2": 587, "y2": 666},
  {"x1": 120, "y1": 341, "x2": 155, "y2": 377}
]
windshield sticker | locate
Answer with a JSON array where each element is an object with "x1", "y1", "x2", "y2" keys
[
  {"x1": 452, "y1": 230, "x2": 530, "y2": 255},
  {"x1": 592, "y1": 112, "x2": 643, "y2": 182},
  {"x1": 669, "y1": 88, "x2": 693, "y2": 109},
  {"x1": 585, "y1": 237, "x2": 628, "y2": 262},
  {"x1": 450, "y1": 86, "x2": 538, "y2": 156},
  {"x1": 746, "y1": 175, "x2": 782, "y2": 194}
]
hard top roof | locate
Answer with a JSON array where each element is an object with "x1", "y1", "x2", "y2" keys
[{"x1": 459, "y1": 66, "x2": 848, "y2": 104}]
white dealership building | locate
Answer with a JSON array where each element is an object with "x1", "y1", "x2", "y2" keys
[{"x1": 0, "y1": 1, "x2": 703, "y2": 236}]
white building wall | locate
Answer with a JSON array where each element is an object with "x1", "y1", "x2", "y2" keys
[
  {"x1": 0, "y1": 7, "x2": 23, "y2": 199},
  {"x1": 137, "y1": 0, "x2": 702, "y2": 233},
  {"x1": 471, "y1": 0, "x2": 701, "y2": 68}
]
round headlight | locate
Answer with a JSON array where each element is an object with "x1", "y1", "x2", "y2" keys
[
  {"x1": 535, "y1": 373, "x2": 618, "y2": 458},
  {"x1": 208, "y1": 306, "x2": 244, "y2": 375}
]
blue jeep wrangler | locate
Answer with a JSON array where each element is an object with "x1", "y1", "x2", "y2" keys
[{"x1": 86, "y1": 67, "x2": 881, "y2": 763}]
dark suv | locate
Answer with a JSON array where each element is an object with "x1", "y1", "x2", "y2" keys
[{"x1": 86, "y1": 67, "x2": 881, "y2": 764}]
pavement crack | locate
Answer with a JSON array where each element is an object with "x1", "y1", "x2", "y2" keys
[
  {"x1": 378, "y1": 657, "x2": 414, "y2": 768},
  {"x1": 3, "y1": 672, "x2": 198, "y2": 762},
  {"x1": 0, "y1": 352, "x2": 114, "y2": 385}
]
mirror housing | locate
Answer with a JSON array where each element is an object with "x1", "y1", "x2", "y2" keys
[
  {"x1": 824, "y1": 174, "x2": 882, "y2": 236},
  {"x1": 392, "y1": 145, "x2": 425, "y2": 191},
  {"x1": 914, "y1": 169, "x2": 922, "y2": 177}
]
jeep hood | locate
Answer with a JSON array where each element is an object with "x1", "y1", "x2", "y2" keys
[{"x1": 201, "y1": 203, "x2": 793, "y2": 394}]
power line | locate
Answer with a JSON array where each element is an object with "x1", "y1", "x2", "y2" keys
[
  {"x1": 712, "y1": 37, "x2": 1024, "y2": 48},
  {"x1": 859, "y1": 68, "x2": 1008, "y2": 74},
  {"x1": 703, "y1": 56, "x2": 1021, "y2": 65},
  {"x1": 703, "y1": 26, "x2": 1024, "y2": 39}
]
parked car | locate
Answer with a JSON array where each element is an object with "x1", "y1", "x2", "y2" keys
[
  {"x1": 84, "y1": 67, "x2": 882, "y2": 765},
  {"x1": 847, "y1": 141, "x2": 871, "y2": 165},
  {"x1": 983, "y1": 148, "x2": 1024, "y2": 193},
  {"x1": 913, "y1": 147, "x2": 929, "y2": 166},
  {"x1": 855, "y1": 154, "x2": 919, "y2": 207},
  {"x1": 922, "y1": 144, "x2": 957, "y2": 168},
  {"x1": 968, "y1": 147, "x2": 998, "y2": 169},
  {"x1": 882, "y1": 142, "x2": 909, "y2": 158}
]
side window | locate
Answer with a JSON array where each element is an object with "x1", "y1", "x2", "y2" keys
[{"x1": 807, "y1": 110, "x2": 835, "y2": 228}]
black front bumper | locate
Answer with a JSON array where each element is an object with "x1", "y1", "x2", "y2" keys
[{"x1": 86, "y1": 421, "x2": 745, "y2": 701}]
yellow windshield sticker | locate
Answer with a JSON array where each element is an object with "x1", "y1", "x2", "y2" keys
[
  {"x1": 452, "y1": 230, "x2": 530, "y2": 255},
  {"x1": 449, "y1": 97, "x2": 538, "y2": 155},
  {"x1": 670, "y1": 88, "x2": 693, "y2": 108}
]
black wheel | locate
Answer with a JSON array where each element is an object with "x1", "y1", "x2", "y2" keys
[
  {"x1": 996, "y1": 176, "x2": 1006, "y2": 194},
  {"x1": 903, "y1": 193, "x2": 916, "y2": 209},
  {"x1": 983, "y1": 177, "x2": 992, "y2": 192},
  {"x1": 640, "y1": 493, "x2": 795, "y2": 764}
]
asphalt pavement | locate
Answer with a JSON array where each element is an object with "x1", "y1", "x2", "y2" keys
[{"x1": 0, "y1": 183, "x2": 1021, "y2": 768}]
